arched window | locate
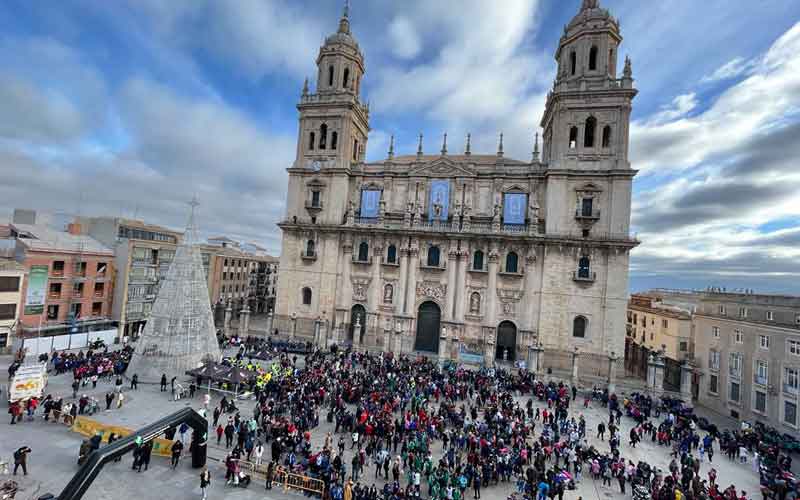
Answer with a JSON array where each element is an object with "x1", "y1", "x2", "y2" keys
[
  {"x1": 386, "y1": 245, "x2": 397, "y2": 264},
  {"x1": 473, "y1": 250, "x2": 484, "y2": 271},
  {"x1": 309, "y1": 131, "x2": 315, "y2": 150},
  {"x1": 328, "y1": 66, "x2": 334, "y2": 87},
  {"x1": 469, "y1": 292, "x2": 481, "y2": 314},
  {"x1": 589, "y1": 46, "x2": 598, "y2": 71},
  {"x1": 306, "y1": 240, "x2": 315, "y2": 257},
  {"x1": 505, "y1": 252, "x2": 519, "y2": 274},
  {"x1": 302, "y1": 287, "x2": 312, "y2": 305},
  {"x1": 427, "y1": 246, "x2": 440, "y2": 267},
  {"x1": 358, "y1": 241, "x2": 369, "y2": 262},
  {"x1": 584, "y1": 117, "x2": 596, "y2": 148},
  {"x1": 570, "y1": 51, "x2": 577, "y2": 75},
  {"x1": 331, "y1": 131, "x2": 338, "y2": 150},
  {"x1": 569, "y1": 126, "x2": 578, "y2": 149},
  {"x1": 602, "y1": 125, "x2": 612, "y2": 148},
  {"x1": 319, "y1": 124, "x2": 327, "y2": 150},
  {"x1": 343, "y1": 68, "x2": 350, "y2": 88},
  {"x1": 573, "y1": 316, "x2": 587, "y2": 338},
  {"x1": 578, "y1": 256, "x2": 591, "y2": 279}
]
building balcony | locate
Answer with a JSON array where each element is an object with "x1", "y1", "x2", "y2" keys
[
  {"x1": 754, "y1": 375, "x2": 768, "y2": 386},
  {"x1": 572, "y1": 271, "x2": 596, "y2": 283},
  {"x1": 305, "y1": 201, "x2": 323, "y2": 210},
  {"x1": 300, "y1": 251, "x2": 317, "y2": 261},
  {"x1": 94, "y1": 292, "x2": 104, "y2": 298},
  {"x1": 352, "y1": 256, "x2": 373, "y2": 265},
  {"x1": 783, "y1": 383, "x2": 799, "y2": 396},
  {"x1": 51, "y1": 270, "x2": 65, "y2": 278},
  {"x1": 575, "y1": 208, "x2": 601, "y2": 220}
]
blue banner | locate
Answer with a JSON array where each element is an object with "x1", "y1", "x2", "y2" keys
[
  {"x1": 428, "y1": 180, "x2": 450, "y2": 221},
  {"x1": 360, "y1": 190, "x2": 381, "y2": 218},
  {"x1": 503, "y1": 193, "x2": 527, "y2": 225}
]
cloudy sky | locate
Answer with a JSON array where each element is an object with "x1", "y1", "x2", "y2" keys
[{"x1": 0, "y1": 0, "x2": 799, "y2": 294}]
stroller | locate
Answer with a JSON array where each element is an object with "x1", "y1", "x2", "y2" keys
[{"x1": 633, "y1": 485, "x2": 651, "y2": 500}]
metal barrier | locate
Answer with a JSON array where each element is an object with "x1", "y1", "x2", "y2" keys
[{"x1": 236, "y1": 460, "x2": 324, "y2": 496}]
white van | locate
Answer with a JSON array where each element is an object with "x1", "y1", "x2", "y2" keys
[{"x1": 9, "y1": 363, "x2": 48, "y2": 402}]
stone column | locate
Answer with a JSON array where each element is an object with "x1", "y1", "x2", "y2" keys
[
  {"x1": 383, "y1": 318, "x2": 392, "y2": 352},
  {"x1": 528, "y1": 343, "x2": 543, "y2": 375},
  {"x1": 266, "y1": 311, "x2": 274, "y2": 336},
  {"x1": 484, "y1": 327, "x2": 496, "y2": 367},
  {"x1": 445, "y1": 249, "x2": 458, "y2": 320},
  {"x1": 451, "y1": 334, "x2": 460, "y2": 364},
  {"x1": 290, "y1": 313, "x2": 297, "y2": 340},
  {"x1": 571, "y1": 347, "x2": 580, "y2": 386},
  {"x1": 370, "y1": 240, "x2": 383, "y2": 312},
  {"x1": 648, "y1": 353, "x2": 665, "y2": 397},
  {"x1": 394, "y1": 319, "x2": 404, "y2": 354},
  {"x1": 404, "y1": 245, "x2": 419, "y2": 315},
  {"x1": 239, "y1": 305, "x2": 251, "y2": 337},
  {"x1": 607, "y1": 352, "x2": 619, "y2": 395},
  {"x1": 522, "y1": 252, "x2": 537, "y2": 331},
  {"x1": 438, "y1": 326, "x2": 448, "y2": 365},
  {"x1": 313, "y1": 318, "x2": 321, "y2": 347},
  {"x1": 340, "y1": 239, "x2": 353, "y2": 310},
  {"x1": 486, "y1": 246, "x2": 499, "y2": 326},
  {"x1": 320, "y1": 319, "x2": 329, "y2": 349},
  {"x1": 454, "y1": 251, "x2": 468, "y2": 322},
  {"x1": 353, "y1": 315, "x2": 363, "y2": 351},
  {"x1": 397, "y1": 247, "x2": 409, "y2": 314},
  {"x1": 224, "y1": 301, "x2": 233, "y2": 336},
  {"x1": 680, "y1": 359, "x2": 694, "y2": 402}
]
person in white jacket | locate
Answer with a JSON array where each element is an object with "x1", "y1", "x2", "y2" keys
[{"x1": 254, "y1": 441, "x2": 264, "y2": 466}]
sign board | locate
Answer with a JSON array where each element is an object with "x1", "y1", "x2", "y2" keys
[
  {"x1": 10, "y1": 363, "x2": 47, "y2": 402},
  {"x1": 429, "y1": 180, "x2": 450, "y2": 221},
  {"x1": 458, "y1": 343, "x2": 483, "y2": 364},
  {"x1": 24, "y1": 265, "x2": 49, "y2": 315},
  {"x1": 503, "y1": 193, "x2": 527, "y2": 225},
  {"x1": 360, "y1": 190, "x2": 381, "y2": 218}
]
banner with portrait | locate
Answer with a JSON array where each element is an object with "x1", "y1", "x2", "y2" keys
[
  {"x1": 360, "y1": 190, "x2": 381, "y2": 218},
  {"x1": 428, "y1": 180, "x2": 450, "y2": 221},
  {"x1": 503, "y1": 193, "x2": 527, "y2": 225}
]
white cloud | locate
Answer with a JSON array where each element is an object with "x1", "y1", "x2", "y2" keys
[
  {"x1": 700, "y1": 57, "x2": 756, "y2": 83},
  {"x1": 630, "y1": 22, "x2": 800, "y2": 175},
  {"x1": 647, "y1": 92, "x2": 698, "y2": 124},
  {"x1": 0, "y1": 74, "x2": 84, "y2": 143},
  {"x1": 388, "y1": 16, "x2": 421, "y2": 60}
]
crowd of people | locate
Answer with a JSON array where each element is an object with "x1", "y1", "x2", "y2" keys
[{"x1": 5, "y1": 339, "x2": 798, "y2": 500}]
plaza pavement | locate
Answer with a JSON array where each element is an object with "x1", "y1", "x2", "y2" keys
[{"x1": 0, "y1": 349, "x2": 764, "y2": 500}]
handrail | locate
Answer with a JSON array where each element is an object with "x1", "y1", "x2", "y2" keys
[{"x1": 54, "y1": 408, "x2": 207, "y2": 500}]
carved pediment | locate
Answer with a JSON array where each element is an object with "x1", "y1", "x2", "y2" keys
[{"x1": 408, "y1": 158, "x2": 476, "y2": 178}]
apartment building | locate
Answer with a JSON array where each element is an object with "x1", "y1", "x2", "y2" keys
[
  {"x1": 626, "y1": 294, "x2": 693, "y2": 360},
  {"x1": 203, "y1": 245, "x2": 277, "y2": 314},
  {"x1": 0, "y1": 257, "x2": 26, "y2": 352},
  {"x1": 10, "y1": 223, "x2": 116, "y2": 340},
  {"x1": 79, "y1": 217, "x2": 184, "y2": 338},
  {"x1": 648, "y1": 288, "x2": 800, "y2": 435}
]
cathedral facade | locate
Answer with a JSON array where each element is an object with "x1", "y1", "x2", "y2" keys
[{"x1": 275, "y1": 0, "x2": 638, "y2": 379}]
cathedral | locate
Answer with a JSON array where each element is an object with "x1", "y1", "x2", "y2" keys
[{"x1": 275, "y1": 0, "x2": 638, "y2": 381}]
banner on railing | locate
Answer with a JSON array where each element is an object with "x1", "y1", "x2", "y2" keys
[{"x1": 71, "y1": 416, "x2": 174, "y2": 457}]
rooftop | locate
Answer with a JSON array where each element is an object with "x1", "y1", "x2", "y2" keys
[
  {"x1": 0, "y1": 257, "x2": 26, "y2": 273},
  {"x1": 11, "y1": 223, "x2": 114, "y2": 256}
]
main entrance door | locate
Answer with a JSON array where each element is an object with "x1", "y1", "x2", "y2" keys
[
  {"x1": 414, "y1": 301, "x2": 441, "y2": 353},
  {"x1": 496, "y1": 321, "x2": 517, "y2": 361},
  {"x1": 348, "y1": 304, "x2": 366, "y2": 344}
]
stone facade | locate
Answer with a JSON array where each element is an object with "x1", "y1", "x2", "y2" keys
[
  {"x1": 275, "y1": 1, "x2": 638, "y2": 376},
  {"x1": 651, "y1": 289, "x2": 800, "y2": 436}
]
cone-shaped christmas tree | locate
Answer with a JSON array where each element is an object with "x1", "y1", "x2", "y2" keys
[{"x1": 127, "y1": 198, "x2": 221, "y2": 382}]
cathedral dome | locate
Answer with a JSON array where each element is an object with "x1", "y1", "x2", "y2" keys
[{"x1": 564, "y1": 0, "x2": 619, "y2": 37}]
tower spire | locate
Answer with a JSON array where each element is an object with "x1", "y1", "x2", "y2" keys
[
  {"x1": 581, "y1": 0, "x2": 599, "y2": 11},
  {"x1": 465, "y1": 133, "x2": 471, "y2": 156},
  {"x1": 302, "y1": 77, "x2": 309, "y2": 97},
  {"x1": 417, "y1": 133, "x2": 424, "y2": 158},
  {"x1": 387, "y1": 134, "x2": 395, "y2": 160},
  {"x1": 532, "y1": 132, "x2": 540, "y2": 162},
  {"x1": 441, "y1": 133, "x2": 448, "y2": 156},
  {"x1": 497, "y1": 133, "x2": 504, "y2": 157},
  {"x1": 338, "y1": 0, "x2": 351, "y2": 34}
]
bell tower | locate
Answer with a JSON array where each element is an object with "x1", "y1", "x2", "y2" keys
[
  {"x1": 540, "y1": 0, "x2": 636, "y2": 170},
  {"x1": 294, "y1": 2, "x2": 370, "y2": 168}
]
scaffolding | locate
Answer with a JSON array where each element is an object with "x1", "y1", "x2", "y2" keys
[{"x1": 127, "y1": 199, "x2": 221, "y2": 382}]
